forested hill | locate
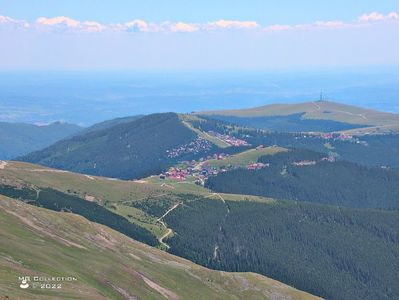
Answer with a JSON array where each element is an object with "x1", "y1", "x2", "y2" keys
[
  {"x1": 233, "y1": 128, "x2": 399, "y2": 169},
  {"x1": 164, "y1": 196, "x2": 399, "y2": 300},
  {"x1": 206, "y1": 149, "x2": 399, "y2": 209},
  {"x1": 0, "y1": 121, "x2": 82, "y2": 159},
  {"x1": 19, "y1": 113, "x2": 202, "y2": 179},
  {"x1": 76, "y1": 115, "x2": 144, "y2": 135}
]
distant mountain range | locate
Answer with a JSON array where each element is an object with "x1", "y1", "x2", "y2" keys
[
  {"x1": 198, "y1": 100, "x2": 399, "y2": 133},
  {"x1": 0, "y1": 121, "x2": 82, "y2": 160},
  {"x1": 12, "y1": 101, "x2": 399, "y2": 180}
]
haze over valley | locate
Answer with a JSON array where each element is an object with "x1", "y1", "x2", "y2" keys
[{"x1": 1, "y1": 69, "x2": 399, "y2": 125}]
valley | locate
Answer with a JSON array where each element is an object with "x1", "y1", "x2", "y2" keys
[
  {"x1": 1, "y1": 100, "x2": 399, "y2": 300},
  {"x1": 0, "y1": 195, "x2": 319, "y2": 300}
]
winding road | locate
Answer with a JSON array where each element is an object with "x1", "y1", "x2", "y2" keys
[{"x1": 157, "y1": 202, "x2": 181, "y2": 249}]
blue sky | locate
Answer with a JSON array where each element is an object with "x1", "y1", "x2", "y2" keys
[
  {"x1": 1, "y1": 1, "x2": 399, "y2": 70},
  {"x1": 1, "y1": 0, "x2": 399, "y2": 24}
]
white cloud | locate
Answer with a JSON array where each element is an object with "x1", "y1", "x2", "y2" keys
[
  {"x1": 313, "y1": 21, "x2": 347, "y2": 29},
  {"x1": 264, "y1": 12, "x2": 398, "y2": 33},
  {"x1": 265, "y1": 21, "x2": 347, "y2": 32},
  {"x1": 116, "y1": 19, "x2": 255, "y2": 33},
  {"x1": 0, "y1": 15, "x2": 15, "y2": 24},
  {"x1": 116, "y1": 19, "x2": 149, "y2": 32},
  {"x1": 37, "y1": 16, "x2": 80, "y2": 27},
  {"x1": 36, "y1": 16, "x2": 105, "y2": 32},
  {"x1": 1, "y1": 11, "x2": 398, "y2": 35},
  {"x1": 265, "y1": 24, "x2": 292, "y2": 32},
  {"x1": 0, "y1": 15, "x2": 29, "y2": 28},
  {"x1": 358, "y1": 11, "x2": 399, "y2": 22},
  {"x1": 206, "y1": 20, "x2": 259, "y2": 30},
  {"x1": 81, "y1": 21, "x2": 105, "y2": 32},
  {"x1": 170, "y1": 22, "x2": 199, "y2": 32}
]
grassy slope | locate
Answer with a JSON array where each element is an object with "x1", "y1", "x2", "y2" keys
[
  {"x1": 0, "y1": 161, "x2": 274, "y2": 241},
  {"x1": 179, "y1": 114, "x2": 231, "y2": 148},
  {"x1": 0, "y1": 161, "x2": 170, "y2": 238},
  {"x1": 206, "y1": 146, "x2": 287, "y2": 168},
  {"x1": 198, "y1": 100, "x2": 399, "y2": 127},
  {"x1": 0, "y1": 196, "x2": 319, "y2": 300},
  {"x1": 339, "y1": 123, "x2": 399, "y2": 135}
]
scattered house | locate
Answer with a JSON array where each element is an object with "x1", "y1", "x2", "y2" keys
[
  {"x1": 166, "y1": 167, "x2": 189, "y2": 181},
  {"x1": 166, "y1": 137, "x2": 213, "y2": 158},
  {"x1": 163, "y1": 153, "x2": 233, "y2": 182},
  {"x1": 297, "y1": 132, "x2": 359, "y2": 145},
  {"x1": 338, "y1": 134, "x2": 352, "y2": 141},
  {"x1": 322, "y1": 156, "x2": 336, "y2": 162},
  {"x1": 322, "y1": 133, "x2": 334, "y2": 139},
  {"x1": 247, "y1": 162, "x2": 269, "y2": 170},
  {"x1": 292, "y1": 160, "x2": 317, "y2": 166}
]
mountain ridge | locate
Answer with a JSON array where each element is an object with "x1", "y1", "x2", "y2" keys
[
  {"x1": 0, "y1": 121, "x2": 82, "y2": 160},
  {"x1": 197, "y1": 100, "x2": 399, "y2": 132}
]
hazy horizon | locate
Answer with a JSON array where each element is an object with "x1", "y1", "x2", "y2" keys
[{"x1": 1, "y1": 68, "x2": 398, "y2": 126}]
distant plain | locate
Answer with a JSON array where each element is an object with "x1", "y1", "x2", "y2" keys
[{"x1": 1, "y1": 68, "x2": 399, "y2": 125}]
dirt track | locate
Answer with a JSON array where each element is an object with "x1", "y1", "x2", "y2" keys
[{"x1": 157, "y1": 203, "x2": 181, "y2": 249}]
